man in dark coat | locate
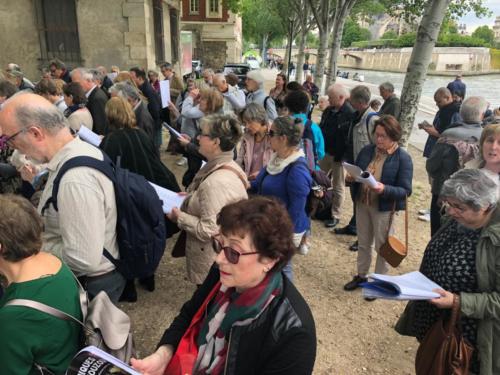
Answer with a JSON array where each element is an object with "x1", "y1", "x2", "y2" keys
[
  {"x1": 130, "y1": 67, "x2": 162, "y2": 149},
  {"x1": 446, "y1": 73, "x2": 466, "y2": 101},
  {"x1": 70, "y1": 68, "x2": 108, "y2": 135},
  {"x1": 379, "y1": 82, "x2": 401, "y2": 119}
]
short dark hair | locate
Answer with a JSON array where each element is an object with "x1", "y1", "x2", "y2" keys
[
  {"x1": 225, "y1": 73, "x2": 239, "y2": 87},
  {"x1": 0, "y1": 80, "x2": 19, "y2": 98},
  {"x1": 350, "y1": 85, "x2": 371, "y2": 105},
  {"x1": 160, "y1": 62, "x2": 172, "y2": 70},
  {"x1": 286, "y1": 81, "x2": 303, "y2": 92},
  {"x1": 284, "y1": 90, "x2": 310, "y2": 114},
  {"x1": 49, "y1": 58, "x2": 66, "y2": 70},
  {"x1": 373, "y1": 115, "x2": 402, "y2": 142},
  {"x1": 63, "y1": 82, "x2": 88, "y2": 105},
  {"x1": 129, "y1": 67, "x2": 146, "y2": 80},
  {"x1": 35, "y1": 78, "x2": 58, "y2": 96},
  {"x1": 217, "y1": 197, "x2": 296, "y2": 272},
  {"x1": 0, "y1": 194, "x2": 43, "y2": 262}
]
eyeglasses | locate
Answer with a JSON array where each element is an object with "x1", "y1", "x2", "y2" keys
[
  {"x1": 4, "y1": 128, "x2": 28, "y2": 147},
  {"x1": 212, "y1": 236, "x2": 259, "y2": 264},
  {"x1": 267, "y1": 130, "x2": 279, "y2": 137},
  {"x1": 442, "y1": 200, "x2": 468, "y2": 213}
]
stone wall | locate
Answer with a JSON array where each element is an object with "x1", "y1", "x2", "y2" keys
[{"x1": 201, "y1": 41, "x2": 227, "y2": 70}]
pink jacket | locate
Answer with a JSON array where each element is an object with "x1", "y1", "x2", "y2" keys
[{"x1": 236, "y1": 131, "x2": 274, "y2": 176}]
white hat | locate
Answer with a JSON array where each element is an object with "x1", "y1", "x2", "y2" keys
[{"x1": 246, "y1": 70, "x2": 265, "y2": 85}]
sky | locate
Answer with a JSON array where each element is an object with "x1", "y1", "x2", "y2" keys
[{"x1": 458, "y1": 0, "x2": 500, "y2": 32}]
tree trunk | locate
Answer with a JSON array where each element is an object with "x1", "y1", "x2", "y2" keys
[
  {"x1": 261, "y1": 34, "x2": 268, "y2": 66},
  {"x1": 314, "y1": 31, "x2": 329, "y2": 91},
  {"x1": 327, "y1": 3, "x2": 352, "y2": 88},
  {"x1": 295, "y1": 26, "x2": 307, "y2": 83},
  {"x1": 283, "y1": 33, "x2": 292, "y2": 74},
  {"x1": 399, "y1": 0, "x2": 451, "y2": 146}
]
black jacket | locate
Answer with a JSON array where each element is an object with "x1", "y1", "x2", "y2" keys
[
  {"x1": 379, "y1": 94, "x2": 401, "y2": 119},
  {"x1": 86, "y1": 87, "x2": 109, "y2": 135},
  {"x1": 134, "y1": 101, "x2": 155, "y2": 143},
  {"x1": 158, "y1": 265, "x2": 317, "y2": 375},
  {"x1": 139, "y1": 81, "x2": 162, "y2": 130},
  {"x1": 319, "y1": 102, "x2": 355, "y2": 161}
]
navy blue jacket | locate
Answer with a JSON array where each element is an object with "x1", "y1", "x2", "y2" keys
[{"x1": 353, "y1": 144, "x2": 413, "y2": 212}]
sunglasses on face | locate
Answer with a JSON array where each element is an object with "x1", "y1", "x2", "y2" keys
[{"x1": 212, "y1": 236, "x2": 259, "y2": 264}]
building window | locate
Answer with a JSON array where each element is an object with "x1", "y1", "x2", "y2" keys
[
  {"x1": 209, "y1": 0, "x2": 219, "y2": 13},
  {"x1": 189, "y1": 0, "x2": 199, "y2": 14},
  {"x1": 170, "y1": 7, "x2": 179, "y2": 64},
  {"x1": 153, "y1": 0, "x2": 165, "y2": 65},
  {"x1": 34, "y1": 0, "x2": 82, "y2": 64}
]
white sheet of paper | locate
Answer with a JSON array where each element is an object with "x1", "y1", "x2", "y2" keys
[
  {"x1": 362, "y1": 271, "x2": 442, "y2": 300},
  {"x1": 359, "y1": 171, "x2": 378, "y2": 188},
  {"x1": 78, "y1": 125, "x2": 101, "y2": 147},
  {"x1": 160, "y1": 80, "x2": 171, "y2": 108},
  {"x1": 149, "y1": 182, "x2": 186, "y2": 214},
  {"x1": 342, "y1": 162, "x2": 378, "y2": 188},
  {"x1": 162, "y1": 122, "x2": 182, "y2": 139}
]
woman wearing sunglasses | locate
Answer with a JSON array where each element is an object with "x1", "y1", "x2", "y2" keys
[
  {"x1": 396, "y1": 169, "x2": 500, "y2": 375},
  {"x1": 132, "y1": 197, "x2": 317, "y2": 375}
]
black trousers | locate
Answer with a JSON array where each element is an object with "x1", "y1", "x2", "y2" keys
[{"x1": 430, "y1": 194, "x2": 442, "y2": 237}]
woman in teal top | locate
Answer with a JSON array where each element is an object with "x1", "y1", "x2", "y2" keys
[{"x1": 0, "y1": 194, "x2": 81, "y2": 375}]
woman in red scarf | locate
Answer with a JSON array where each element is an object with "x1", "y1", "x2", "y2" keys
[{"x1": 131, "y1": 197, "x2": 316, "y2": 375}]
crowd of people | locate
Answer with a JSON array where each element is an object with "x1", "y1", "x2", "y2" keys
[{"x1": 0, "y1": 58, "x2": 499, "y2": 375}]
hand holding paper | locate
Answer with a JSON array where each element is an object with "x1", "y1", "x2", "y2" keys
[
  {"x1": 149, "y1": 182, "x2": 186, "y2": 215},
  {"x1": 342, "y1": 162, "x2": 378, "y2": 188}
]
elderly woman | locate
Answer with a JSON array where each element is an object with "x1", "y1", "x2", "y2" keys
[
  {"x1": 269, "y1": 73, "x2": 288, "y2": 116},
  {"x1": 63, "y1": 82, "x2": 93, "y2": 132},
  {"x1": 35, "y1": 78, "x2": 67, "y2": 113},
  {"x1": 466, "y1": 123, "x2": 500, "y2": 190},
  {"x1": 396, "y1": 169, "x2": 500, "y2": 375},
  {"x1": 100, "y1": 96, "x2": 180, "y2": 301},
  {"x1": 0, "y1": 194, "x2": 81, "y2": 374},
  {"x1": 167, "y1": 114, "x2": 248, "y2": 285},
  {"x1": 251, "y1": 116, "x2": 313, "y2": 277},
  {"x1": 131, "y1": 197, "x2": 316, "y2": 375},
  {"x1": 344, "y1": 115, "x2": 413, "y2": 294},
  {"x1": 236, "y1": 103, "x2": 273, "y2": 180}
]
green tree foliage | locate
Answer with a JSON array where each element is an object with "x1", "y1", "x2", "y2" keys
[
  {"x1": 381, "y1": 30, "x2": 398, "y2": 39},
  {"x1": 306, "y1": 32, "x2": 320, "y2": 48},
  {"x1": 341, "y1": 18, "x2": 372, "y2": 47},
  {"x1": 471, "y1": 25, "x2": 495, "y2": 45},
  {"x1": 241, "y1": 0, "x2": 285, "y2": 46}
]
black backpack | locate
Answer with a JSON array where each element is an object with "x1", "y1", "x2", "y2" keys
[{"x1": 41, "y1": 153, "x2": 167, "y2": 280}]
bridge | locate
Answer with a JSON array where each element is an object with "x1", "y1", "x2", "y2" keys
[{"x1": 268, "y1": 48, "x2": 363, "y2": 64}]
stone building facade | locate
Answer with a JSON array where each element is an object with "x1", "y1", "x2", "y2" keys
[
  {"x1": 0, "y1": 0, "x2": 181, "y2": 81},
  {"x1": 180, "y1": 0, "x2": 242, "y2": 70}
]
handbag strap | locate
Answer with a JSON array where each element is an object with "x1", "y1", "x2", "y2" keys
[
  {"x1": 446, "y1": 294, "x2": 461, "y2": 335},
  {"x1": 386, "y1": 196, "x2": 408, "y2": 250},
  {"x1": 217, "y1": 165, "x2": 249, "y2": 190}
]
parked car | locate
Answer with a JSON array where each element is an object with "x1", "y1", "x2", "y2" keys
[
  {"x1": 192, "y1": 60, "x2": 202, "y2": 78},
  {"x1": 223, "y1": 63, "x2": 251, "y2": 89},
  {"x1": 245, "y1": 56, "x2": 260, "y2": 70}
]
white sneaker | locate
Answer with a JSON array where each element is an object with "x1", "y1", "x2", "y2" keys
[
  {"x1": 418, "y1": 209, "x2": 430, "y2": 215},
  {"x1": 176, "y1": 157, "x2": 187, "y2": 166},
  {"x1": 299, "y1": 243, "x2": 309, "y2": 255},
  {"x1": 418, "y1": 213, "x2": 431, "y2": 222}
]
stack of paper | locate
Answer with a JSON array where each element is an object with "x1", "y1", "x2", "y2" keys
[
  {"x1": 78, "y1": 125, "x2": 102, "y2": 147},
  {"x1": 361, "y1": 271, "x2": 442, "y2": 300},
  {"x1": 342, "y1": 162, "x2": 378, "y2": 188},
  {"x1": 162, "y1": 122, "x2": 182, "y2": 139},
  {"x1": 149, "y1": 182, "x2": 186, "y2": 214}
]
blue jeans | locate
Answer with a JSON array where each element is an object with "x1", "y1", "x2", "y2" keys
[{"x1": 82, "y1": 270, "x2": 126, "y2": 304}]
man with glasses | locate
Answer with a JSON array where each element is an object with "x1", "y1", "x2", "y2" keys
[{"x1": 0, "y1": 93, "x2": 125, "y2": 303}]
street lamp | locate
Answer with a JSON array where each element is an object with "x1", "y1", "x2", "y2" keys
[{"x1": 287, "y1": 17, "x2": 295, "y2": 81}]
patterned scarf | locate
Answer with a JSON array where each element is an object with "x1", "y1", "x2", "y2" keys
[{"x1": 194, "y1": 271, "x2": 283, "y2": 374}]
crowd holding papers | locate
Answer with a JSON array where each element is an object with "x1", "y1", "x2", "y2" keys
[
  {"x1": 66, "y1": 346, "x2": 140, "y2": 375},
  {"x1": 342, "y1": 162, "x2": 378, "y2": 188},
  {"x1": 78, "y1": 125, "x2": 102, "y2": 147},
  {"x1": 361, "y1": 271, "x2": 442, "y2": 300},
  {"x1": 149, "y1": 182, "x2": 186, "y2": 214}
]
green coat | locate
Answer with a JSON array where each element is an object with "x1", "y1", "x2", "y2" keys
[{"x1": 396, "y1": 208, "x2": 500, "y2": 375}]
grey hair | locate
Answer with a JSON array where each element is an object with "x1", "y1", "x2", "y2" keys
[
  {"x1": 434, "y1": 87, "x2": 452, "y2": 100},
  {"x1": 272, "y1": 116, "x2": 303, "y2": 147},
  {"x1": 379, "y1": 82, "x2": 394, "y2": 93},
  {"x1": 350, "y1": 85, "x2": 371, "y2": 105},
  {"x1": 460, "y1": 96, "x2": 488, "y2": 124},
  {"x1": 90, "y1": 68, "x2": 105, "y2": 83},
  {"x1": 70, "y1": 68, "x2": 93, "y2": 82},
  {"x1": 109, "y1": 82, "x2": 141, "y2": 103},
  {"x1": 440, "y1": 169, "x2": 498, "y2": 211},
  {"x1": 203, "y1": 68, "x2": 215, "y2": 75},
  {"x1": 13, "y1": 98, "x2": 68, "y2": 134},
  {"x1": 241, "y1": 103, "x2": 268, "y2": 125},
  {"x1": 327, "y1": 83, "x2": 348, "y2": 98},
  {"x1": 200, "y1": 113, "x2": 243, "y2": 152}
]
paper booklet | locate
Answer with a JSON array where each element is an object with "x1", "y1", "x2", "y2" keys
[
  {"x1": 342, "y1": 162, "x2": 378, "y2": 188},
  {"x1": 66, "y1": 346, "x2": 140, "y2": 375},
  {"x1": 361, "y1": 271, "x2": 442, "y2": 300},
  {"x1": 149, "y1": 182, "x2": 186, "y2": 214},
  {"x1": 78, "y1": 125, "x2": 102, "y2": 147},
  {"x1": 162, "y1": 122, "x2": 182, "y2": 139},
  {"x1": 160, "y1": 79, "x2": 171, "y2": 108}
]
